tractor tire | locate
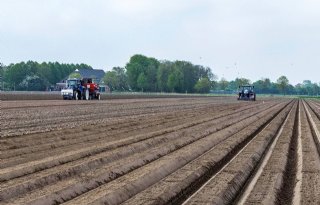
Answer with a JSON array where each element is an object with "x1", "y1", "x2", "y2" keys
[
  {"x1": 85, "y1": 89, "x2": 89, "y2": 100},
  {"x1": 74, "y1": 91, "x2": 78, "y2": 100}
]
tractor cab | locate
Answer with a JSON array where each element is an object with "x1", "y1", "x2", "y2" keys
[
  {"x1": 66, "y1": 78, "x2": 80, "y2": 89},
  {"x1": 238, "y1": 85, "x2": 256, "y2": 101}
]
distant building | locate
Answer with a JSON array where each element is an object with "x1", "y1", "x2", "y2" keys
[
  {"x1": 73, "y1": 68, "x2": 105, "y2": 83},
  {"x1": 56, "y1": 68, "x2": 110, "y2": 92}
]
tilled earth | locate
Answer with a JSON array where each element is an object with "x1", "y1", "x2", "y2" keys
[{"x1": 1, "y1": 97, "x2": 320, "y2": 205}]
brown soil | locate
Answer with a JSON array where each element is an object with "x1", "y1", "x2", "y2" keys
[{"x1": 1, "y1": 97, "x2": 319, "y2": 205}]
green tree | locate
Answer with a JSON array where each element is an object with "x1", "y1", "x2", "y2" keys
[
  {"x1": 176, "y1": 61, "x2": 196, "y2": 93},
  {"x1": 235, "y1": 78, "x2": 251, "y2": 87},
  {"x1": 145, "y1": 58, "x2": 159, "y2": 91},
  {"x1": 3, "y1": 61, "x2": 91, "y2": 91},
  {"x1": 295, "y1": 83, "x2": 305, "y2": 95},
  {"x1": 103, "y1": 71, "x2": 118, "y2": 91},
  {"x1": 0, "y1": 63, "x2": 4, "y2": 90},
  {"x1": 219, "y1": 78, "x2": 229, "y2": 90},
  {"x1": 4, "y1": 62, "x2": 32, "y2": 89},
  {"x1": 157, "y1": 61, "x2": 173, "y2": 92},
  {"x1": 0, "y1": 63, "x2": 4, "y2": 76},
  {"x1": 19, "y1": 75, "x2": 47, "y2": 91},
  {"x1": 194, "y1": 78, "x2": 211, "y2": 93},
  {"x1": 112, "y1": 67, "x2": 129, "y2": 91},
  {"x1": 303, "y1": 80, "x2": 313, "y2": 95},
  {"x1": 276, "y1": 76, "x2": 289, "y2": 95},
  {"x1": 69, "y1": 72, "x2": 81, "y2": 79},
  {"x1": 261, "y1": 78, "x2": 272, "y2": 93},
  {"x1": 126, "y1": 54, "x2": 159, "y2": 91},
  {"x1": 137, "y1": 73, "x2": 147, "y2": 92},
  {"x1": 103, "y1": 67, "x2": 129, "y2": 91},
  {"x1": 312, "y1": 83, "x2": 320, "y2": 96},
  {"x1": 167, "y1": 68, "x2": 183, "y2": 92},
  {"x1": 167, "y1": 73, "x2": 176, "y2": 92}
]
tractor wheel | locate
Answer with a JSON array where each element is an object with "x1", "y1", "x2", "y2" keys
[
  {"x1": 85, "y1": 90, "x2": 89, "y2": 100},
  {"x1": 74, "y1": 91, "x2": 78, "y2": 100}
]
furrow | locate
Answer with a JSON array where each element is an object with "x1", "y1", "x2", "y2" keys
[
  {"x1": 299, "y1": 100, "x2": 320, "y2": 205},
  {"x1": 54, "y1": 102, "x2": 290, "y2": 205},
  {"x1": 180, "y1": 100, "x2": 294, "y2": 204},
  {"x1": 121, "y1": 100, "x2": 292, "y2": 205},
  {"x1": 1, "y1": 101, "x2": 276, "y2": 203}
]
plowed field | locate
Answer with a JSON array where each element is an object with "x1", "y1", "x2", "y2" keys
[{"x1": 1, "y1": 97, "x2": 320, "y2": 205}]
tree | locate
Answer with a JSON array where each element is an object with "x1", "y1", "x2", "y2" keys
[
  {"x1": 145, "y1": 58, "x2": 159, "y2": 91},
  {"x1": 261, "y1": 78, "x2": 272, "y2": 93},
  {"x1": 112, "y1": 67, "x2": 129, "y2": 91},
  {"x1": 312, "y1": 83, "x2": 320, "y2": 96},
  {"x1": 219, "y1": 78, "x2": 229, "y2": 90},
  {"x1": 167, "y1": 68, "x2": 183, "y2": 92},
  {"x1": 103, "y1": 67, "x2": 129, "y2": 91},
  {"x1": 3, "y1": 61, "x2": 92, "y2": 91},
  {"x1": 235, "y1": 78, "x2": 251, "y2": 87},
  {"x1": 0, "y1": 63, "x2": 4, "y2": 76},
  {"x1": 126, "y1": 54, "x2": 159, "y2": 91},
  {"x1": 303, "y1": 80, "x2": 313, "y2": 95},
  {"x1": 157, "y1": 61, "x2": 173, "y2": 92},
  {"x1": 69, "y1": 72, "x2": 81, "y2": 79},
  {"x1": 137, "y1": 73, "x2": 147, "y2": 92},
  {"x1": 0, "y1": 63, "x2": 4, "y2": 90},
  {"x1": 295, "y1": 83, "x2": 305, "y2": 95},
  {"x1": 19, "y1": 75, "x2": 47, "y2": 91},
  {"x1": 177, "y1": 61, "x2": 196, "y2": 93},
  {"x1": 103, "y1": 71, "x2": 118, "y2": 91},
  {"x1": 194, "y1": 78, "x2": 211, "y2": 93},
  {"x1": 276, "y1": 76, "x2": 289, "y2": 95}
]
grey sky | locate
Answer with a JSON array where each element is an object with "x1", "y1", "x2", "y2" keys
[{"x1": 1, "y1": 0, "x2": 319, "y2": 85}]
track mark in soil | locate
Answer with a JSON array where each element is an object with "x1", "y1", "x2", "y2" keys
[
  {"x1": 293, "y1": 101, "x2": 302, "y2": 205},
  {"x1": 276, "y1": 101, "x2": 299, "y2": 205},
  {"x1": 181, "y1": 102, "x2": 293, "y2": 205},
  {"x1": 304, "y1": 101, "x2": 320, "y2": 152},
  {"x1": 236, "y1": 101, "x2": 295, "y2": 205}
]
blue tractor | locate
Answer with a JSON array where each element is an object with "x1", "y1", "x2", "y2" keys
[
  {"x1": 61, "y1": 78, "x2": 82, "y2": 100},
  {"x1": 238, "y1": 85, "x2": 256, "y2": 101}
]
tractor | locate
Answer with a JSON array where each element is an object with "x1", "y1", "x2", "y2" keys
[
  {"x1": 238, "y1": 85, "x2": 256, "y2": 101},
  {"x1": 61, "y1": 78, "x2": 101, "y2": 100}
]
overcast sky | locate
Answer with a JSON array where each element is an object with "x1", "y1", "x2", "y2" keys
[{"x1": 1, "y1": 0, "x2": 319, "y2": 84}]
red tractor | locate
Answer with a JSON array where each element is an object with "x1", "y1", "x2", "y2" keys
[{"x1": 81, "y1": 78, "x2": 101, "y2": 100}]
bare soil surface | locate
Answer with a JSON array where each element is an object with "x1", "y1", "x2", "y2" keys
[{"x1": 1, "y1": 97, "x2": 319, "y2": 205}]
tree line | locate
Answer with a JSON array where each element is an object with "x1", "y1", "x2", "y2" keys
[
  {"x1": 0, "y1": 61, "x2": 92, "y2": 91},
  {"x1": 104, "y1": 54, "x2": 214, "y2": 93},
  {"x1": 103, "y1": 54, "x2": 319, "y2": 95},
  {"x1": 0, "y1": 55, "x2": 319, "y2": 96},
  {"x1": 215, "y1": 76, "x2": 320, "y2": 96}
]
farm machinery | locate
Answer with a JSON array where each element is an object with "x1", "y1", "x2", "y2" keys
[
  {"x1": 61, "y1": 78, "x2": 101, "y2": 100},
  {"x1": 238, "y1": 85, "x2": 256, "y2": 101}
]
